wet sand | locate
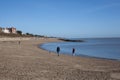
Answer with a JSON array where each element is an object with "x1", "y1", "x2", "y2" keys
[{"x1": 0, "y1": 38, "x2": 120, "y2": 80}]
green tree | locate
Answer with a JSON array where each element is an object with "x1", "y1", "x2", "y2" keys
[{"x1": 17, "y1": 30, "x2": 22, "y2": 35}]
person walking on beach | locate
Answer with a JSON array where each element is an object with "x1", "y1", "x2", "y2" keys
[
  {"x1": 72, "y1": 48, "x2": 75, "y2": 56},
  {"x1": 56, "y1": 46, "x2": 60, "y2": 56},
  {"x1": 18, "y1": 41, "x2": 21, "y2": 45}
]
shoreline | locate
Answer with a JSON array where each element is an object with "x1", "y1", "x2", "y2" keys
[
  {"x1": 40, "y1": 43, "x2": 120, "y2": 61},
  {"x1": 39, "y1": 40, "x2": 120, "y2": 61},
  {"x1": 0, "y1": 37, "x2": 120, "y2": 80}
]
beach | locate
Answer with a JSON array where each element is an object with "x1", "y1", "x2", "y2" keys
[{"x1": 0, "y1": 38, "x2": 120, "y2": 80}]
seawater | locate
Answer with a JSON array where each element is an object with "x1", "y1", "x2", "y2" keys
[{"x1": 40, "y1": 38, "x2": 120, "y2": 60}]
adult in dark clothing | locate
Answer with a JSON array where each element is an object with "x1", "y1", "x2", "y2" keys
[
  {"x1": 72, "y1": 48, "x2": 75, "y2": 56},
  {"x1": 56, "y1": 46, "x2": 60, "y2": 56}
]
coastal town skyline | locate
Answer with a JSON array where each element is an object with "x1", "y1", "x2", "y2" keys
[{"x1": 0, "y1": 0, "x2": 120, "y2": 38}]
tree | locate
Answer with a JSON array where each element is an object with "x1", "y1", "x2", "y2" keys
[
  {"x1": 17, "y1": 30, "x2": 22, "y2": 35},
  {"x1": 26, "y1": 33, "x2": 30, "y2": 35}
]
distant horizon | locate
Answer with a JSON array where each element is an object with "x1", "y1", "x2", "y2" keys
[
  {"x1": 58, "y1": 36, "x2": 120, "y2": 39},
  {"x1": 0, "y1": 26, "x2": 120, "y2": 38}
]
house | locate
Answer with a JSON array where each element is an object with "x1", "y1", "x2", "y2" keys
[
  {"x1": 11, "y1": 27, "x2": 17, "y2": 33},
  {"x1": 1, "y1": 27, "x2": 17, "y2": 34},
  {"x1": 2, "y1": 28, "x2": 10, "y2": 33}
]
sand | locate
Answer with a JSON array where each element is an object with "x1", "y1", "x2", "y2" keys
[{"x1": 0, "y1": 37, "x2": 120, "y2": 80}]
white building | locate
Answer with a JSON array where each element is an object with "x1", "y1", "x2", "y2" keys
[
  {"x1": 1, "y1": 27, "x2": 17, "y2": 34},
  {"x1": 2, "y1": 28, "x2": 10, "y2": 33}
]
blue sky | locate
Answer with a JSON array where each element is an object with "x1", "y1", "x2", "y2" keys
[{"x1": 0, "y1": 0, "x2": 120, "y2": 38}]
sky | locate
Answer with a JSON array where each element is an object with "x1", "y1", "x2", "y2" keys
[{"x1": 0, "y1": 0, "x2": 120, "y2": 38}]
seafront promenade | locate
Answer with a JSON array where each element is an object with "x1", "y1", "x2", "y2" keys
[{"x1": 0, "y1": 37, "x2": 120, "y2": 80}]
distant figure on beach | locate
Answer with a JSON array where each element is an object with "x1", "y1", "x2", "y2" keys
[
  {"x1": 56, "y1": 46, "x2": 60, "y2": 56},
  {"x1": 72, "y1": 48, "x2": 75, "y2": 56},
  {"x1": 18, "y1": 41, "x2": 21, "y2": 45}
]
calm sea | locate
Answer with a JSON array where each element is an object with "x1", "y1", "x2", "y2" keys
[{"x1": 40, "y1": 38, "x2": 120, "y2": 60}]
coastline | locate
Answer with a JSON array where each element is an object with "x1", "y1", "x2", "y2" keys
[
  {"x1": 0, "y1": 37, "x2": 120, "y2": 80},
  {"x1": 40, "y1": 39, "x2": 120, "y2": 61},
  {"x1": 40, "y1": 43, "x2": 120, "y2": 61}
]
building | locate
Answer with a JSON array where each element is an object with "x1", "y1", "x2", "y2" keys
[
  {"x1": 9, "y1": 27, "x2": 17, "y2": 34},
  {"x1": 1, "y1": 27, "x2": 17, "y2": 34},
  {"x1": 11, "y1": 27, "x2": 16, "y2": 33},
  {"x1": 2, "y1": 28, "x2": 10, "y2": 33}
]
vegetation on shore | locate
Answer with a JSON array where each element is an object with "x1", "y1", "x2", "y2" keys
[{"x1": 0, "y1": 32, "x2": 45, "y2": 38}]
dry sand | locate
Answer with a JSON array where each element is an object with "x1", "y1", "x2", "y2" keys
[{"x1": 0, "y1": 38, "x2": 120, "y2": 80}]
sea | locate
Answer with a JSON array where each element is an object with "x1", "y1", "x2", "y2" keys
[{"x1": 40, "y1": 38, "x2": 120, "y2": 60}]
